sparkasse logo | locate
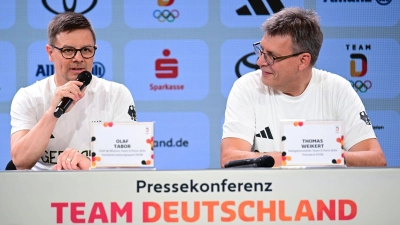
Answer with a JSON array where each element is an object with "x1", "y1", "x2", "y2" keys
[{"x1": 150, "y1": 49, "x2": 184, "y2": 91}]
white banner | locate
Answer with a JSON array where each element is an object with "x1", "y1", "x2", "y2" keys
[{"x1": 0, "y1": 168, "x2": 399, "y2": 224}]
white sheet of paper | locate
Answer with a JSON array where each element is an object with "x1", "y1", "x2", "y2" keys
[
  {"x1": 90, "y1": 122, "x2": 154, "y2": 168},
  {"x1": 280, "y1": 120, "x2": 345, "y2": 167}
]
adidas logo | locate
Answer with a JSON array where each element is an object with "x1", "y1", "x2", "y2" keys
[
  {"x1": 255, "y1": 127, "x2": 274, "y2": 139},
  {"x1": 236, "y1": 0, "x2": 284, "y2": 16}
]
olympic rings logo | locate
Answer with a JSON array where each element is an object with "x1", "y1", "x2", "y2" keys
[
  {"x1": 349, "y1": 80, "x2": 372, "y2": 93},
  {"x1": 153, "y1": 9, "x2": 179, "y2": 22}
]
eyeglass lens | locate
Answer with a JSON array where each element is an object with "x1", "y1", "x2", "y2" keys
[{"x1": 61, "y1": 47, "x2": 95, "y2": 59}]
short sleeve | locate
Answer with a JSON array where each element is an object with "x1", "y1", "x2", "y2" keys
[
  {"x1": 10, "y1": 88, "x2": 39, "y2": 135},
  {"x1": 222, "y1": 78, "x2": 256, "y2": 145},
  {"x1": 111, "y1": 84, "x2": 136, "y2": 122},
  {"x1": 335, "y1": 80, "x2": 376, "y2": 150}
]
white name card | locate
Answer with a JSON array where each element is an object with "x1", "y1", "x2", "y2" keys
[
  {"x1": 280, "y1": 120, "x2": 345, "y2": 167},
  {"x1": 90, "y1": 122, "x2": 154, "y2": 169}
]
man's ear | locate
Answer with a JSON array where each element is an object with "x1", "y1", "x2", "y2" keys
[
  {"x1": 46, "y1": 44, "x2": 54, "y2": 62},
  {"x1": 298, "y1": 53, "x2": 311, "y2": 71}
]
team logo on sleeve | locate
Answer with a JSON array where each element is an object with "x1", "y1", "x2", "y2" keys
[
  {"x1": 128, "y1": 105, "x2": 137, "y2": 121},
  {"x1": 359, "y1": 111, "x2": 371, "y2": 125}
]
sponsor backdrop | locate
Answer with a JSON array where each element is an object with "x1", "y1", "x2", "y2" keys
[{"x1": 0, "y1": 0, "x2": 399, "y2": 169}]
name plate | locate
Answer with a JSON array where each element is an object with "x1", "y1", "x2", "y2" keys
[
  {"x1": 90, "y1": 122, "x2": 154, "y2": 169},
  {"x1": 280, "y1": 120, "x2": 345, "y2": 167}
]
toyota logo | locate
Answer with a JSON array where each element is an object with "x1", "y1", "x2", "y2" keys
[{"x1": 42, "y1": 0, "x2": 98, "y2": 14}]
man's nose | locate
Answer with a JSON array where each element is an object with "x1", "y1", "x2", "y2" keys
[
  {"x1": 72, "y1": 50, "x2": 84, "y2": 61},
  {"x1": 256, "y1": 54, "x2": 269, "y2": 67}
]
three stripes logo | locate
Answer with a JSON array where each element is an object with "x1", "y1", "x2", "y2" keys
[
  {"x1": 236, "y1": 0, "x2": 284, "y2": 16},
  {"x1": 256, "y1": 127, "x2": 274, "y2": 139}
]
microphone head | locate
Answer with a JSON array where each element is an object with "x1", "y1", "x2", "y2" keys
[
  {"x1": 77, "y1": 71, "x2": 92, "y2": 86},
  {"x1": 256, "y1": 155, "x2": 275, "y2": 167}
]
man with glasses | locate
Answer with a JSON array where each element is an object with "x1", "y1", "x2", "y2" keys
[
  {"x1": 221, "y1": 7, "x2": 386, "y2": 167},
  {"x1": 10, "y1": 12, "x2": 136, "y2": 170}
]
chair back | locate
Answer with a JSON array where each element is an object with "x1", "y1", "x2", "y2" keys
[{"x1": 5, "y1": 160, "x2": 16, "y2": 170}]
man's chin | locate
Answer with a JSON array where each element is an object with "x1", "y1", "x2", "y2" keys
[
  {"x1": 71, "y1": 69, "x2": 87, "y2": 75},
  {"x1": 261, "y1": 77, "x2": 273, "y2": 87},
  {"x1": 67, "y1": 74, "x2": 79, "y2": 81}
]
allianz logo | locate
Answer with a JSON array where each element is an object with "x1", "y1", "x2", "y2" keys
[
  {"x1": 323, "y1": 0, "x2": 391, "y2": 5},
  {"x1": 35, "y1": 62, "x2": 105, "y2": 78}
]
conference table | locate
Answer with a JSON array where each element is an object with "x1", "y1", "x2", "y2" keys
[{"x1": 1, "y1": 167, "x2": 399, "y2": 224}]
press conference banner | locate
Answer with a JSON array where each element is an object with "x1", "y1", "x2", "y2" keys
[
  {"x1": 1, "y1": 1, "x2": 400, "y2": 169},
  {"x1": 1, "y1": 168, "x2": 399, "y2": 224}
]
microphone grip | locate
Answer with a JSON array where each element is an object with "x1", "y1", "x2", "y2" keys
[
  {"x1": 53, "y1": 97, "x2": 73, "y2": 118},
  {"x1": 224, "y1": 155, "x2": 275, "y2": 168},
  {"x1": 53, "y1": 83, "x2": 87, "y2": 118},
  {"x1": 224, "y1": 158, "x2": 254, "y2": 168}
]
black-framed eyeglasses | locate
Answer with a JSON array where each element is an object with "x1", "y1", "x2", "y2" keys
[
  {"x1": 51, "y1": 45, "x2": 97, "y2": 59},
  {"x1": 253, "y1": 41, "x2": 306, "y2": 66}
]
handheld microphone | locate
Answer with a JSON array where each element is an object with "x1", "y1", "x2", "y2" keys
[
  {"x1": 224, "y1": 155, "x2": 275, "y2": 168},
  {"x1": 53, "y1": 71, "x2": 92, "y2": 118}
]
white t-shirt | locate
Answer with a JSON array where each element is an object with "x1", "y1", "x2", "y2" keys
[
  {"x1": 11, "y1": 75, "x2": 136, "y2": 170},
  {"x1": 223, "y1": 68, "x2": 376, "y2": 152}
]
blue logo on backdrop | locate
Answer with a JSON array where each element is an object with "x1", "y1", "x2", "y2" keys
[
  {"x1": 92, "y1": 62, "x2": 105, "y2": 78},
  {"x1": 35, "y1": 62, "x2": 105, "y2": 78},
  {"x1": 124, "y1": 0, "x2": 208, "y2": 28},
  {"x1": 0, "y1": 0, "x2": 15, "y2": 29},
  {"x1": 36, "y1": 64, "x2": 54, "y2": 77},
  {"x1": 0, "y1": 41, "x2": 16, "y2": 102},
  {"x1": 317, "y1": 0, "x2": 399, "y2": 26},
  {"x1": 29, "y1": 41, "x2": 50, "y2": 85},
  {"x1": 322, "y1": 0, "x2": 391, "y2": 5},
  {"x1": 28, "y1": 0, "x2": 112, "y2": 29},
  {"x1": 220, "y1": 0, "x2": 304, "y2": 28},
  {"x1": 42, "y1": 0, "x2": 97, "y2": 14},
  {"x1": 138, "y1": 112, "x2": 210, "y2": 170},
  {"x1": 91, "y1": 40, "x2": 113, "y2": 81}
]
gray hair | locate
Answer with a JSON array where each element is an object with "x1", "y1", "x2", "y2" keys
[
  {"x1": 262, "y1": 7, "x2": 323, "y2": 66},
  {"x1": 48, "y1": 12, "x2": 96, "y2": 46}
]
